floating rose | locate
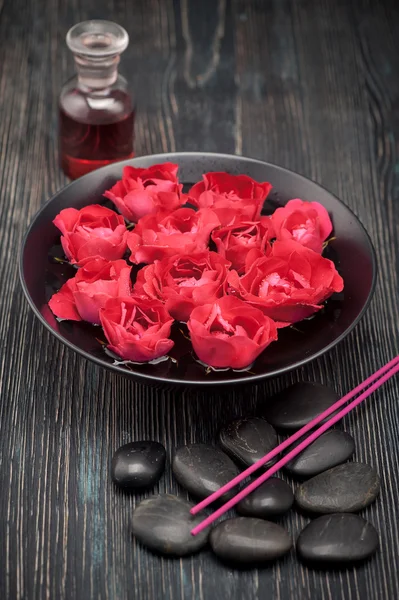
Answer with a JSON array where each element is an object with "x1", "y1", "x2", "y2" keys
[
  {"x1": 188, "y1": 172, "x2": 272, "y2": 226},
  {"x1": 48, "y1": 258, "x2": 132, "y2": 325},
  {"x1": 127, "y1": 208, "x2": 220, "y2": 264},
  {"x1": 133, "y1": 251, "x2": 231, "y2": 322},
  {"x1": 53, "y1": 204, "x2": 128, "y2": 266},
  {"x1": 100, "y1": 296, "x2": 174, "y2": 363},
  {"x1": 212, "y1": 215, "x2": 274, "y2": 273},
  {"x1": 228, "y1": 240, "x2": 344, "y2": 324},
  {"x1": 271, "y1": 199, "x2": 332, "y2": 253},
  {"x1": 187, "y1": 296, "x2": 278, "y2": 369},
  {"x1": 104, "y1": 163, "x2": 183, "y2": 223}
]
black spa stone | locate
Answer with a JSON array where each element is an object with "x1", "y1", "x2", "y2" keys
[
  {"x1": 263, "y1": 382, "x2": 340, "y2": 431},
  {"x1": 210, "y1": 517, "x2": 292, "y2": 564},
  {"x1": 236, "y1": 478, "x2": 294, "y2": 519},
  {"x1": 297, "y1": 513, "x2": 379, "y2": 564},
  {"x1": 111, "y1": 441, "x2": 166, "y2": 489},
  {"x1": 295, "y1": 462, "x2": 380, "y2": 514},
  {"x1": 172, "y1": 444, "x2": 239, "y2": 501},
  {"x1": 218, "y1": 417, "x2": 278, "y2": 468},
  {"x1": 132, "y1": 494, "x2": 208, "y2": 556},
  {"x1": 285, "y1": 429, "x2": 355, "y2": 478}
]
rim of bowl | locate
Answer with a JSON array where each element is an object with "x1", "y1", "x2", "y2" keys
[{"x1": 19, "y1": 152, "x2": 378, "y2": 386}]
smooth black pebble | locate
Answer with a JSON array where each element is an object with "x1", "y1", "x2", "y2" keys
[
  {"x1": 132, "y1": 494, "x2": 208, "y2": 556},
  {"x1": 218, "y1": 417, "x2": 278, "y2": 467},
  {"x1": 295, "y1": 462, "x2": 380, "y2": 514},
  {"x1": 111, "y1": 441, "x2": 166, "y2": 489},
  {"x1": 263, "y1": 382, "x2": 339, "y2": 431},
  {"x1": 285, "y1": 430, "x2": 355, "y2": 478},
  {"x1": 236, "y1": 478, "x2": 294, "y2": 519},
  {"x1": 210, "y1": 517, "x2": 292, "y2": 564},
  {"x1": 172, "y1": 444, "x2": 239, "y2": 500},
  {"x1": 297, "y1": 513, "x2": 379, "y2": 564}
]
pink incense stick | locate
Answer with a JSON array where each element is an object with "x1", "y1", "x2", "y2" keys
[
  {"x1": 191, "y1": 354, "x2": 399, "y2": 517},
  {"x1": 191, "y1": 356, "x2": 399, "y2": 536}
]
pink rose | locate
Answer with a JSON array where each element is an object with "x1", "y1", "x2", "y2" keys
[
  {"x1": 188, "y1": 172, "x2": 272, "y2": 226},
  {"x1": 133, "y1": 251, "x2": 231, "y2": 321},
  {"x1": 127, "y1": 208, "x2": 220, "y2": 264},
  {"x1": 48, "y1": 258, "x2": 132, "y2": 325},
  {"x1": 104, "y1": 163, "x2": 183, "y2": 222},
  {"x1": 187, "y1": 296, "x2": 278, "y2": 369},
  {"x1": 212, "y1": 215, "x2": 275, "y2": 273},
  {"x1": 271, "y1": 199, "x2": 333, "y2": 253},
  {"x1": 53, "y1": 204, "x2": 128, "y2": 266},
  {"x1": 99, "y1": 297, "x2": 174, "y2": 362},
  {"x1": 228, "y1": 240, "x2": 344, "y2": 324}
]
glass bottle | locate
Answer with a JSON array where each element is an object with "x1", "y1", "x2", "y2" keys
[{"x1": 59, "y1": 20, "x2": 135, "y2": 179}]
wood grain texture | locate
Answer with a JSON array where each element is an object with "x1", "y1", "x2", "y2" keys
[{"x1": 1, "y1": 0, "x2": 399, "y2": 598}]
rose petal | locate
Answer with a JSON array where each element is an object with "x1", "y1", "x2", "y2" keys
[{"x1": 48, "y1": 279, "x2": 81, "y2": 321}]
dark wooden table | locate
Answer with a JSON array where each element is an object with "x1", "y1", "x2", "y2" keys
[{"x1": 1, "y1": 0, "x2": 399, "y2": 598}]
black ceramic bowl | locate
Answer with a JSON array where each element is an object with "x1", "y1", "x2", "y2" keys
[{"x1": 19, "y1": 152, "x2": 377, "y2": 387}]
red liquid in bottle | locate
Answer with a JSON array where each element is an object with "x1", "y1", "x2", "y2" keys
[
  {"x1": 59, "y1": 98, "x2": 134, "y2": 179},
  {"x1": 60, "y1": 21, "x2": 135, "y2": 179}
]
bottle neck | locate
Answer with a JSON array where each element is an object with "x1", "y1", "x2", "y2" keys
[{"x1": 74, "y1": 54, "x2": 120, "y2": 89}]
